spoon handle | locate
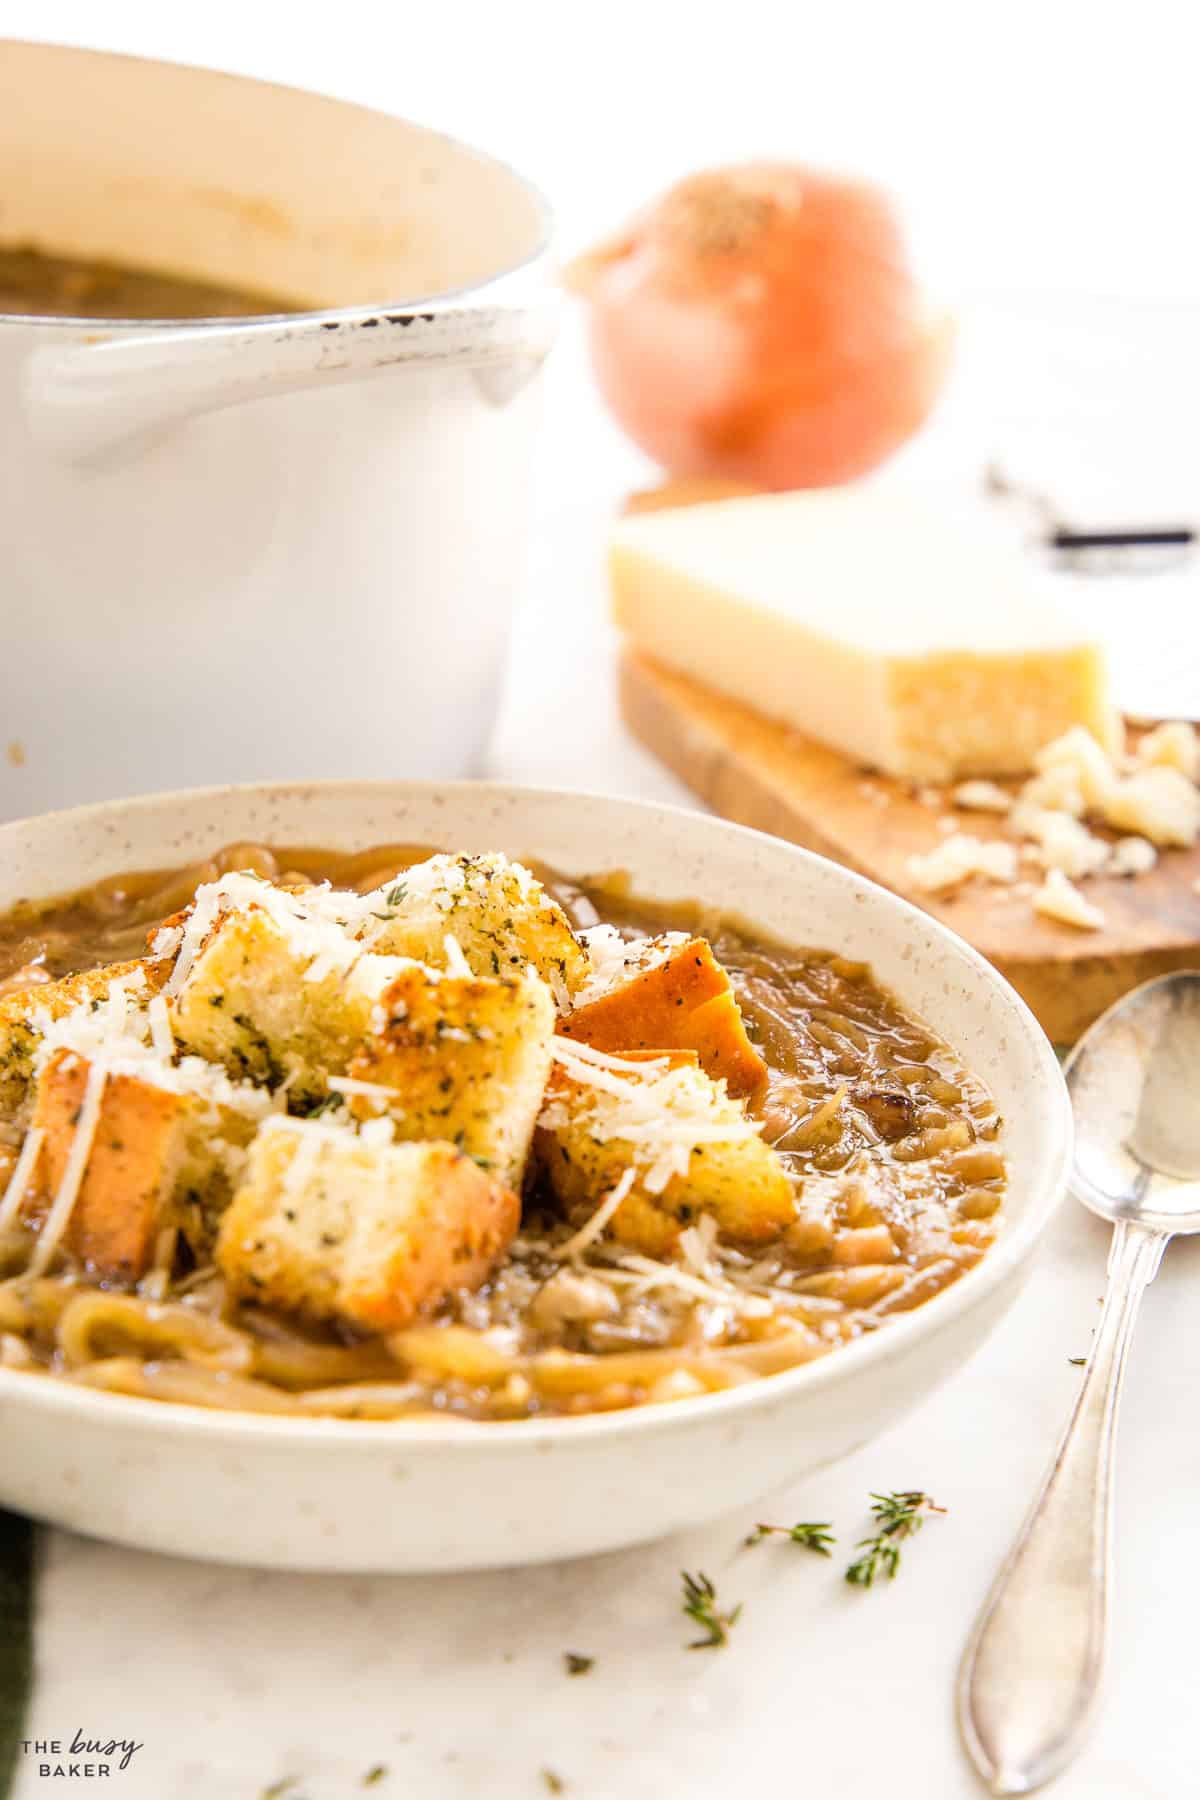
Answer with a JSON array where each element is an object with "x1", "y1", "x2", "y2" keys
[{"x1": 957, "y1": 1219, "x2": 1166, "y2": 1795}]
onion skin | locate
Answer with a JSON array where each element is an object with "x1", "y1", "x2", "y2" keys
[{"x1": 569, "y1": 163, "x2": 954, "y2": 490}]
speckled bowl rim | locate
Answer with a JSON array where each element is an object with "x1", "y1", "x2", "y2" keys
[{"x1": 0, "y1": 779, "x2": 1072, "y2": 1449}]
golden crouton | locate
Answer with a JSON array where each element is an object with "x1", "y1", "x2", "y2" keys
[
  {"x1": 169, "y1": 907, "x2": 401, "y2": 1102},
  {"x1": 561, "y1": 937, "x2": 767, "y2": 1095},
  {"x1": 345, "y1": 963, "x2": 555, "y2": 1188},
  {"x1": 361, "y1": 853, "x2": 588, "y2": 1001},
  {"x1": 25, "y1": 1047, "x2": 267, "y2": 1280},
  {"x1": 28, "y1": 1048, "x2": 195, "y2": 1281},
  {"x1": 537, "y1": 1048, "x2": 796, "y2": 1257},
  {"x1": 0, "y1": 959, "x2": 168, "y2": 1125},
  {"x1": 216, "y1": 1120, "x2": 519, "y2": 1333}
]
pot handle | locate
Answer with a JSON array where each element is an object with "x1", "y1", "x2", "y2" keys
[{"x1": 22, "y1": 293, "x2": 559, "y2": 466}]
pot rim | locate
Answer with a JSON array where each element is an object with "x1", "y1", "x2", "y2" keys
[{"x1": 0, "y1": 36, "x2": 556, "y2": 331}]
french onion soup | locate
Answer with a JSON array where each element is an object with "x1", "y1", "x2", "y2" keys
[
  {"x1": 0, "y1": 245, "x2": 300, "y2": 320},
  {"x1": 0, "y1": 844, "x2": 1005, "y2": 1420}
]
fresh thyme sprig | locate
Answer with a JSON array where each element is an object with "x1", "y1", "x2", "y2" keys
[
  {"x1": 681, "y1": 1570, "x2": 741, "y2": 1648},
  {"x1": 744, "y1": 1520, "x2": 835, "y2": 1555},
  {"x1": 845, "y1": 1491, "x2": 945, "y2": 1588}
]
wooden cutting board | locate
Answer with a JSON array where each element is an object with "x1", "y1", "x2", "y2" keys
[{"x1": 620, "y1": 650, "x2": 1200, "y2": 1044}]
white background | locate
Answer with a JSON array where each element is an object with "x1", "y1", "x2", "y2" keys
[
  {"x1": 5, "y1": 0, "x2": 1200, "y2": 302},
  {"x1": 4, "y1": 5, "x2": 1200, "y2": 1797}
]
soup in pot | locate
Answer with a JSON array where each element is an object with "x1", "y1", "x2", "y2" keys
[{"x1": 0, "y1": 244, "x2": 302, "y2": 320}]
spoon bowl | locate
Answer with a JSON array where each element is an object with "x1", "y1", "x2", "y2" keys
[{"x1": 1066, "y1": 970, "x2": 1200, "y2": 1232}]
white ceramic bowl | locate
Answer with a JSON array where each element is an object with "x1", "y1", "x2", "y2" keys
[{"x1": 0, "y1": 781, "x2": 1070, "y2": 1571}]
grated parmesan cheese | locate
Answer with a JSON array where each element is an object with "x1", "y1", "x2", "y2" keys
[
  {"x1": 32, "y1": 977, "x2": 277, "y2": 1127},
  {"x1": 574, "y1": 925, "x2": 688, "y2": 1008},
  {"x1": 442, "y1": 934, "x2": 471, "y2": 977},
  {"x1": 543, "y1": 1035, "x2": 760, "y2": 1194},
  {"x1": 147, "y1": 994, "x2": 175, "y2": 1061},
  {"x1": 162, "y1": 870, "x2": 382, "y2": 1000},
  {"x1": 327, "y1": 1073, "x2": 401, "y2": 1104},
  {"x1": 555, "y1": 1167, "x2": 637, "y2": 1258},
  {"x1": 150, "y1": 924, "x2": 183, "y2": 960},
  {"x1": 0, "y1": 1126, "x2": 44, "y2": 1232},
  {"x1": 30, "y1": 1059, "x2": 107, "y2": 1273}
]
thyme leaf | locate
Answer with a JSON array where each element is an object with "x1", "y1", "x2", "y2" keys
[
  {"x1": 681, "y1": 1569, "x2": 741, "y2": 1649},
  {"x1": 845, "y1": 1491, "x2": 945, "y2": 1588},
  {"x1": 744, "y1": 1520, "x2": 835, "y2": 1555}
]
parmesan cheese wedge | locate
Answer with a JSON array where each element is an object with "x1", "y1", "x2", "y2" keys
[{"x1": 610, "y1": 490, "x2": 1117, "y2": 780}]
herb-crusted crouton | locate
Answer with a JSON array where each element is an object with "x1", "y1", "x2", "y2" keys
[
  {"x1": 168, "y1": 905, "x2": 403, "y2": 1103},
  {"x1": 28, "y1": 1047, "x2": 196, "y2": 1281},
  {"x1": 0, "y1": 959, "x2": 167, "y2": 1126},
  {"x1": 562, "y1": 934, "x2": 767, "y2": 1095},
  {"x1": 359, "y1": 853, "x2": 588, "y2": 1003},
  {"x1": 216, "y1": 1118, "x2": 520, "y2": 1332},
  {"x1": 344, "y1": 963, "x2": 555, "y2": 1188},
  {"x1": 537, "y1": 1040, "x2": 796, "y2": 1257},
  {"x1": 21, "y1": 1023, "x2": 275, "y2": 1281}
]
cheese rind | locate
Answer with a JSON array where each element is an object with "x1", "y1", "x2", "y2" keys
[{"x1": 610, "y1": 491, "x2": 1116, "y2": 781}]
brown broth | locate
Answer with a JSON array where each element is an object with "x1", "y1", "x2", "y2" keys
[
  {"x1": 0, "y1": 844, "x2": 1006, "y2": 1419},
  {"x1": 0, "y1": 245, "x2": 301, "y2": 320}
]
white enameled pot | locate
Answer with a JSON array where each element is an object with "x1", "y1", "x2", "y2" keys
[
  {"x1": 0, "y1": 42, "x2": 557, "y2": 819},
  {"x1": 0, "y1": 781, "x2": 1071, "y2": 1572}
]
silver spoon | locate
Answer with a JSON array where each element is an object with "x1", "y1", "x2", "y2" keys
[{"x1": 957, "y1": 969, "x2": 1200, "y2": 1795}]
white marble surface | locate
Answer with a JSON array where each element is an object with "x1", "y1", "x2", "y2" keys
[{"x1": 13, "y1": 312, "x2": 1200, "y2": 1799}]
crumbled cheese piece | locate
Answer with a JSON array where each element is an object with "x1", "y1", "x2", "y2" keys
[
  {"x1": 1013, "y1": 807, "x2": 1111, "y2": 878},
  {"x1": 1100, "y1": 767, "x2": 1200, "y2": 848},
  {"x1": 1109, "y1": 836, "x2": 1157, "y2": 878},
  {"x1": 905, "y1": 835, "x2": 1019, "y2": 894},
  {"x1": 1136, "y1": 720, "x2": 1199, "y2": 782},
  {"x1": 1017, "y1": 765, "x2": 1087, "y2": 818},
  {"x1": 1032, "y1": 869, "x2": 1107, "y2": 931},
  {"x1": 1033, "y1": 726, "x2": 1119, "y2": 809},
  {"x1": 951, "y1": 780, "x2": 1012, "y2": 813}
]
